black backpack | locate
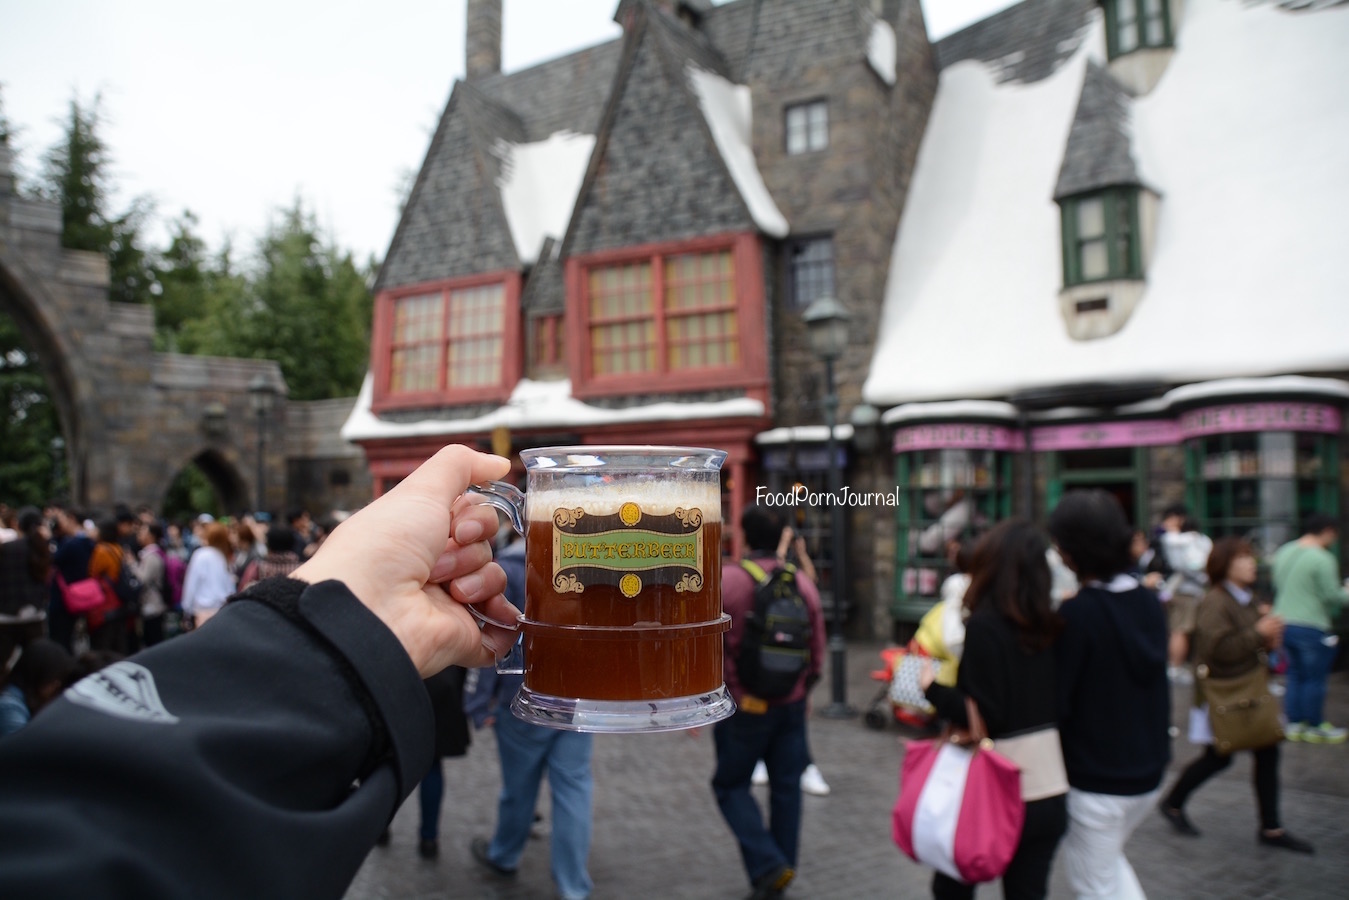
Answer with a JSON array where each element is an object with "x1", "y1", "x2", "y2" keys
[
  {"x1": 736, "y1": 560, "x2": 813, "y2": 700},
  {"x1": 104, "y1": 545, "x2": 144, "y2": 613}
]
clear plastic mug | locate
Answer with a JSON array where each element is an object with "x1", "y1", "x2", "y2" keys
[{"x1": 468, "y1": 445, "x2": 735, "y2": 733}]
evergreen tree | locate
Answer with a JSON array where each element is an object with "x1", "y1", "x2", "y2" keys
[
  {"x1": 0, "y1": 315, "x2": 66, "y2": 506},
  {"x1": 40, "y1": 95, "x2": 158, "y2": 305},
  {"x1": 181, "y1": 202, "x2": 371, "y2": 401},
  {"x1": 0, "y1": 91, "x2": 65, "y2": 504}
]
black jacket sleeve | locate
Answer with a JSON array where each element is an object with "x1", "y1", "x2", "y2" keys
[
  {"x1": 923, "y1": 616, "x2": 1009, "y2": 734},
  {"x1": 0, "y1": 577, "x2": 434, "y2": 900}
]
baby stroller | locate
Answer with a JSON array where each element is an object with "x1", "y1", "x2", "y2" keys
[{"x1": 863, "y1": 645, "x2": 937, "y2": 731}]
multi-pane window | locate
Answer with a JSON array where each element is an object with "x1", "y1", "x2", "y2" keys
[
  {"x1": 665, "y1": 251, "x2": 739, "y2": 370},
  {"x1": 586, "y1": 249, "x2": 740, "y2": 377},
  {"x1": 530, "y1": 314, "x2": 565, "y2": 373},
  {"x1": 1107, "y1": 0, "x2": 1170, "y2": 58},
  {"x1": 389, "y1": 294, "x2": 443, "y2": 393},
  {"x1": 589, "y1": 262, "x2": 656, "y2": 376},
  {"x1": 387, "y1": 282, "x2": 506, "y2": 394},
  {"x1": 1060, "y1": 189, "x2": 1141, "y2": 286},
  {"x1": 785, "y1": 100, "x2": 828, "y2": 155},
  {"x1": 446, "y1": 284, "x2": 505, "y2": 388},
  {"x1": 787, "y1": 238, "x2": 834, "y2": 310}
]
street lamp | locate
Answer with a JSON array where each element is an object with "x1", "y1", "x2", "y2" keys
[
  {"x1": 802, "y1": 296, "x2": 855, "y2": 719},
  {"x1": 248, "y1": 374, "x2": 277, "y2": 513}
]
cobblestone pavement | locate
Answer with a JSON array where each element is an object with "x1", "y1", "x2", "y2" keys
[{"x1": 347, "y1": 643, "x2": 1349, "y2": 900}]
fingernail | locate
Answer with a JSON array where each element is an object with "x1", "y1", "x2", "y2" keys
[
  {"x1": 458, "y1": 573, "x2": 484, "y2": 597},
  {"x1": 456, "y1": 519, "x2": 484, "y2": 544}
]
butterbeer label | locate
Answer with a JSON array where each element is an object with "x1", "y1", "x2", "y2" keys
[{"x1": 551, "y1": 502, "x2": 705, "y2": 597}]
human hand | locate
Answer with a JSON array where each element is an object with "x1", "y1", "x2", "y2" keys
[
  {"x1": 1143, "y1": 572, "x2": 1163, "y2": 590},
  {"x1": 1255, "y1": 613, "x2": 1284, "y2": 648},
  {"x1": 291, "y1": 444, "x2": 518, "y2": 677}
]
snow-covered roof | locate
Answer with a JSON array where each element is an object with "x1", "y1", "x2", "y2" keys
[
  {"x1": 754, "y1": 425, "x2": 854, "y2": 445},
  {"x1": 864, "y1": 0, "x2": 1349, "y2": 407},
  {"x1": 495, "y1": 132, "x2": 596, "y2": 265},
  {"x1": 1161, "y1": 376, "x2": 1349, "y2": 407},
  {"x1": 341, "y1": 374, "x2": 765, "y2": 443},
  {"x1": 881, "y1": 400, "x2": 1021, "y2": 425},
  {"x1": 685, "y1": 66, "x2": 790, "y2": 238},
  {"x1": 866, "y1": 15, "x2": 897, "y2": 86}
]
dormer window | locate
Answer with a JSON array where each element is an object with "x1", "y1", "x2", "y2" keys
[
  {"x1": 1105, "y1": 0, "x2": 1172, "y2": 59},
  {"x1": 1060, "y1": 188, "x2": 1142, "y2": 286}
]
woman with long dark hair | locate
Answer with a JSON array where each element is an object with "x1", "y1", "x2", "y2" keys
[
  {"x1": 920, "y1": 519, "x2": 1068, "y2": 900},
  {"x1": 1158, "y1": 537, "x2": 1312, "y2": 852}
]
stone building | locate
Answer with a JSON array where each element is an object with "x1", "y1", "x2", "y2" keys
[
  {"x1": 345, "y1": 0, "x2": 939, "y2": 635},
  {"x1": 0, "y1": 142, "x2": 369, "y2": 517},
  {"x1": 863, "y1": 0, "x2": 1349, "y2": 631}
]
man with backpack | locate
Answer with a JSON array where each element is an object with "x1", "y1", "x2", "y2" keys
[{"x1": 713, "y1": 505, "x2": 825, "y2": 900}]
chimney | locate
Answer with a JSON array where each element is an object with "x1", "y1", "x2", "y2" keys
[{"x1": 466, "y1": 0, "x2": 502, "y2": 81}]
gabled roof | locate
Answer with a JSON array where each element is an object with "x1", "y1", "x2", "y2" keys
[
  {"x1": 376, "y1": 81, "x2": 521, "y2": 292},
  {"x1": 936, "y1": 0, "x2": 1096, "y2": 84},
  {"x1": 864, "y1": 0, "x2": 1349, "y2": 407},
  {"x1": 1054, "y1": 61, "x2": 1140, "y2": 199},
  {"x1": 562, "y1": 0, "x2": 787, "y2": 256}
]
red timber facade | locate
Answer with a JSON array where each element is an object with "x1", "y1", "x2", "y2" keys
[
  {"x1": 565, "y1": 233, "x2": 769, "y2": 403},
  {"x1": 348, "y1": 0, "x2": 938, "y2": 633}
]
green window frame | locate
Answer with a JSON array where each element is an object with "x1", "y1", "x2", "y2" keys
[
  {"x1": 891, "y1": 449, "x2": 1013, "y2": 625},
  {"x1": 1104, "y1": 0, "x2": 1173, "y2": 60},
  {"x1": 1185, "y1": 432, "x2": 1341, "y2": 563},
  {"x1": 1060, "y1": 188, "x2": 1143, "y2": 287},
  {"x1": 1045, "y1": 447, "x2": 1150, "y2": 528}
]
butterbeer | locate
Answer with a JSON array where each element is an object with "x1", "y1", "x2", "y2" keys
[{"x1": 521, "y1": 480, "x2": 724, "y2": 701}]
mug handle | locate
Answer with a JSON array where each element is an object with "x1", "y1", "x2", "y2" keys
[{"x1": 465, "y1": 480, "x2": 527, "y2": 674}]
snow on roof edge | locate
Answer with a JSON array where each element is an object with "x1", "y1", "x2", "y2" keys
[
  {"x1": 881, "y1": 400, "x2": 1022, "y2": 425},
  {"x1": 341, "y1": 374, "x2": 767, "y2": 443},
  {"x1": 1162, "y1": 375, "x2": 1349, "y2": 407},
  {"x1": 755, "y1": 425, "x2": 854, "y2": 445},
  {"x1": 867, "y1": 18, "x2": 898, "y2": 86},
  {"x1": 685, "y1": 66, "x2": 790, "y2": 238}
]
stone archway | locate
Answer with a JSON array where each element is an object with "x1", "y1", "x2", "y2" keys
[
  {"x1": 160, "y1": 449, "x2": 251, "y2": 517},
  {"x1": 1, "y1": 148, "x2": 369, "y2": 516},
  {"x1": 0, "y1": 156, "x2": 286, "y2": 512}
]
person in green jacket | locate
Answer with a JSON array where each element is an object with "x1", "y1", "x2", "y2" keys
[{"x1": 1272, "y1": 514, "x2": 1348, "y2": 744}]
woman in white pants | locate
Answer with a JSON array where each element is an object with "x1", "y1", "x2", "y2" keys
[{"x1": 1048, "y1": 491, "x2": 1171, "y2": 899}]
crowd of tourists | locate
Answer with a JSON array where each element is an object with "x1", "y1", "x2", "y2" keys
[
  {"x1": 0, "y1": 444, "x2": 1344, "y2": 900},
  {"x1": 892, "y1": 494, "x2": 1346, "y2": 900},
  {"x1": 0, "y1": 501, "x2": 339, "y2": 736}
]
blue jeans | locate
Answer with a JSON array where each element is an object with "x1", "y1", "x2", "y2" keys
[
  {"x1": 711, "y1": 699, "x2": 809, "y2": 886},
  {"x1": 1284, "y1": 624, "x2": 1338, "y2": 726},
  {"x1": 418, "y1": 761, "x2": 443, "y2": 841},
  {"x1": 488, "y1": 711, "x2": 594, "y2": 900}
]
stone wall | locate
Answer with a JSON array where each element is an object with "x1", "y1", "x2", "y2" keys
[{"x1": 1, "y1": 166, "x2": 365, "y2": 517}]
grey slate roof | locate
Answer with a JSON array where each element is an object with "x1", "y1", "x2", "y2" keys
[
  {"x1": 1054, "y1": 61, "x2": 1141, "y2": 199},
  {"x1": 935, "y1": 0, "x2": 1096, "y2": 84}
]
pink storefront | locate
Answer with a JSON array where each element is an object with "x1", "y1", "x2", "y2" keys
[{"x1": 884, "y1": 378, "x2": 1349, "y2": 625}]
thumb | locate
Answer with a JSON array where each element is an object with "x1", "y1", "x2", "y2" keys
[{"x1": 395, "y1": 444, "x2": 511, "y2": 502}]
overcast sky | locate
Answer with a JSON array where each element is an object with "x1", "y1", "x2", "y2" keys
[{"x1": 0, "y1": 0, "x2": 1016, "y2": 264}]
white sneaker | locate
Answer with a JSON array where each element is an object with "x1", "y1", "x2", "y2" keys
[
  {"x1": 801, "y1": 763, "x2": 831, "y2": 796},
  {"x1": 751, "y1": 760, "x2": 768, "y2": 786}
]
